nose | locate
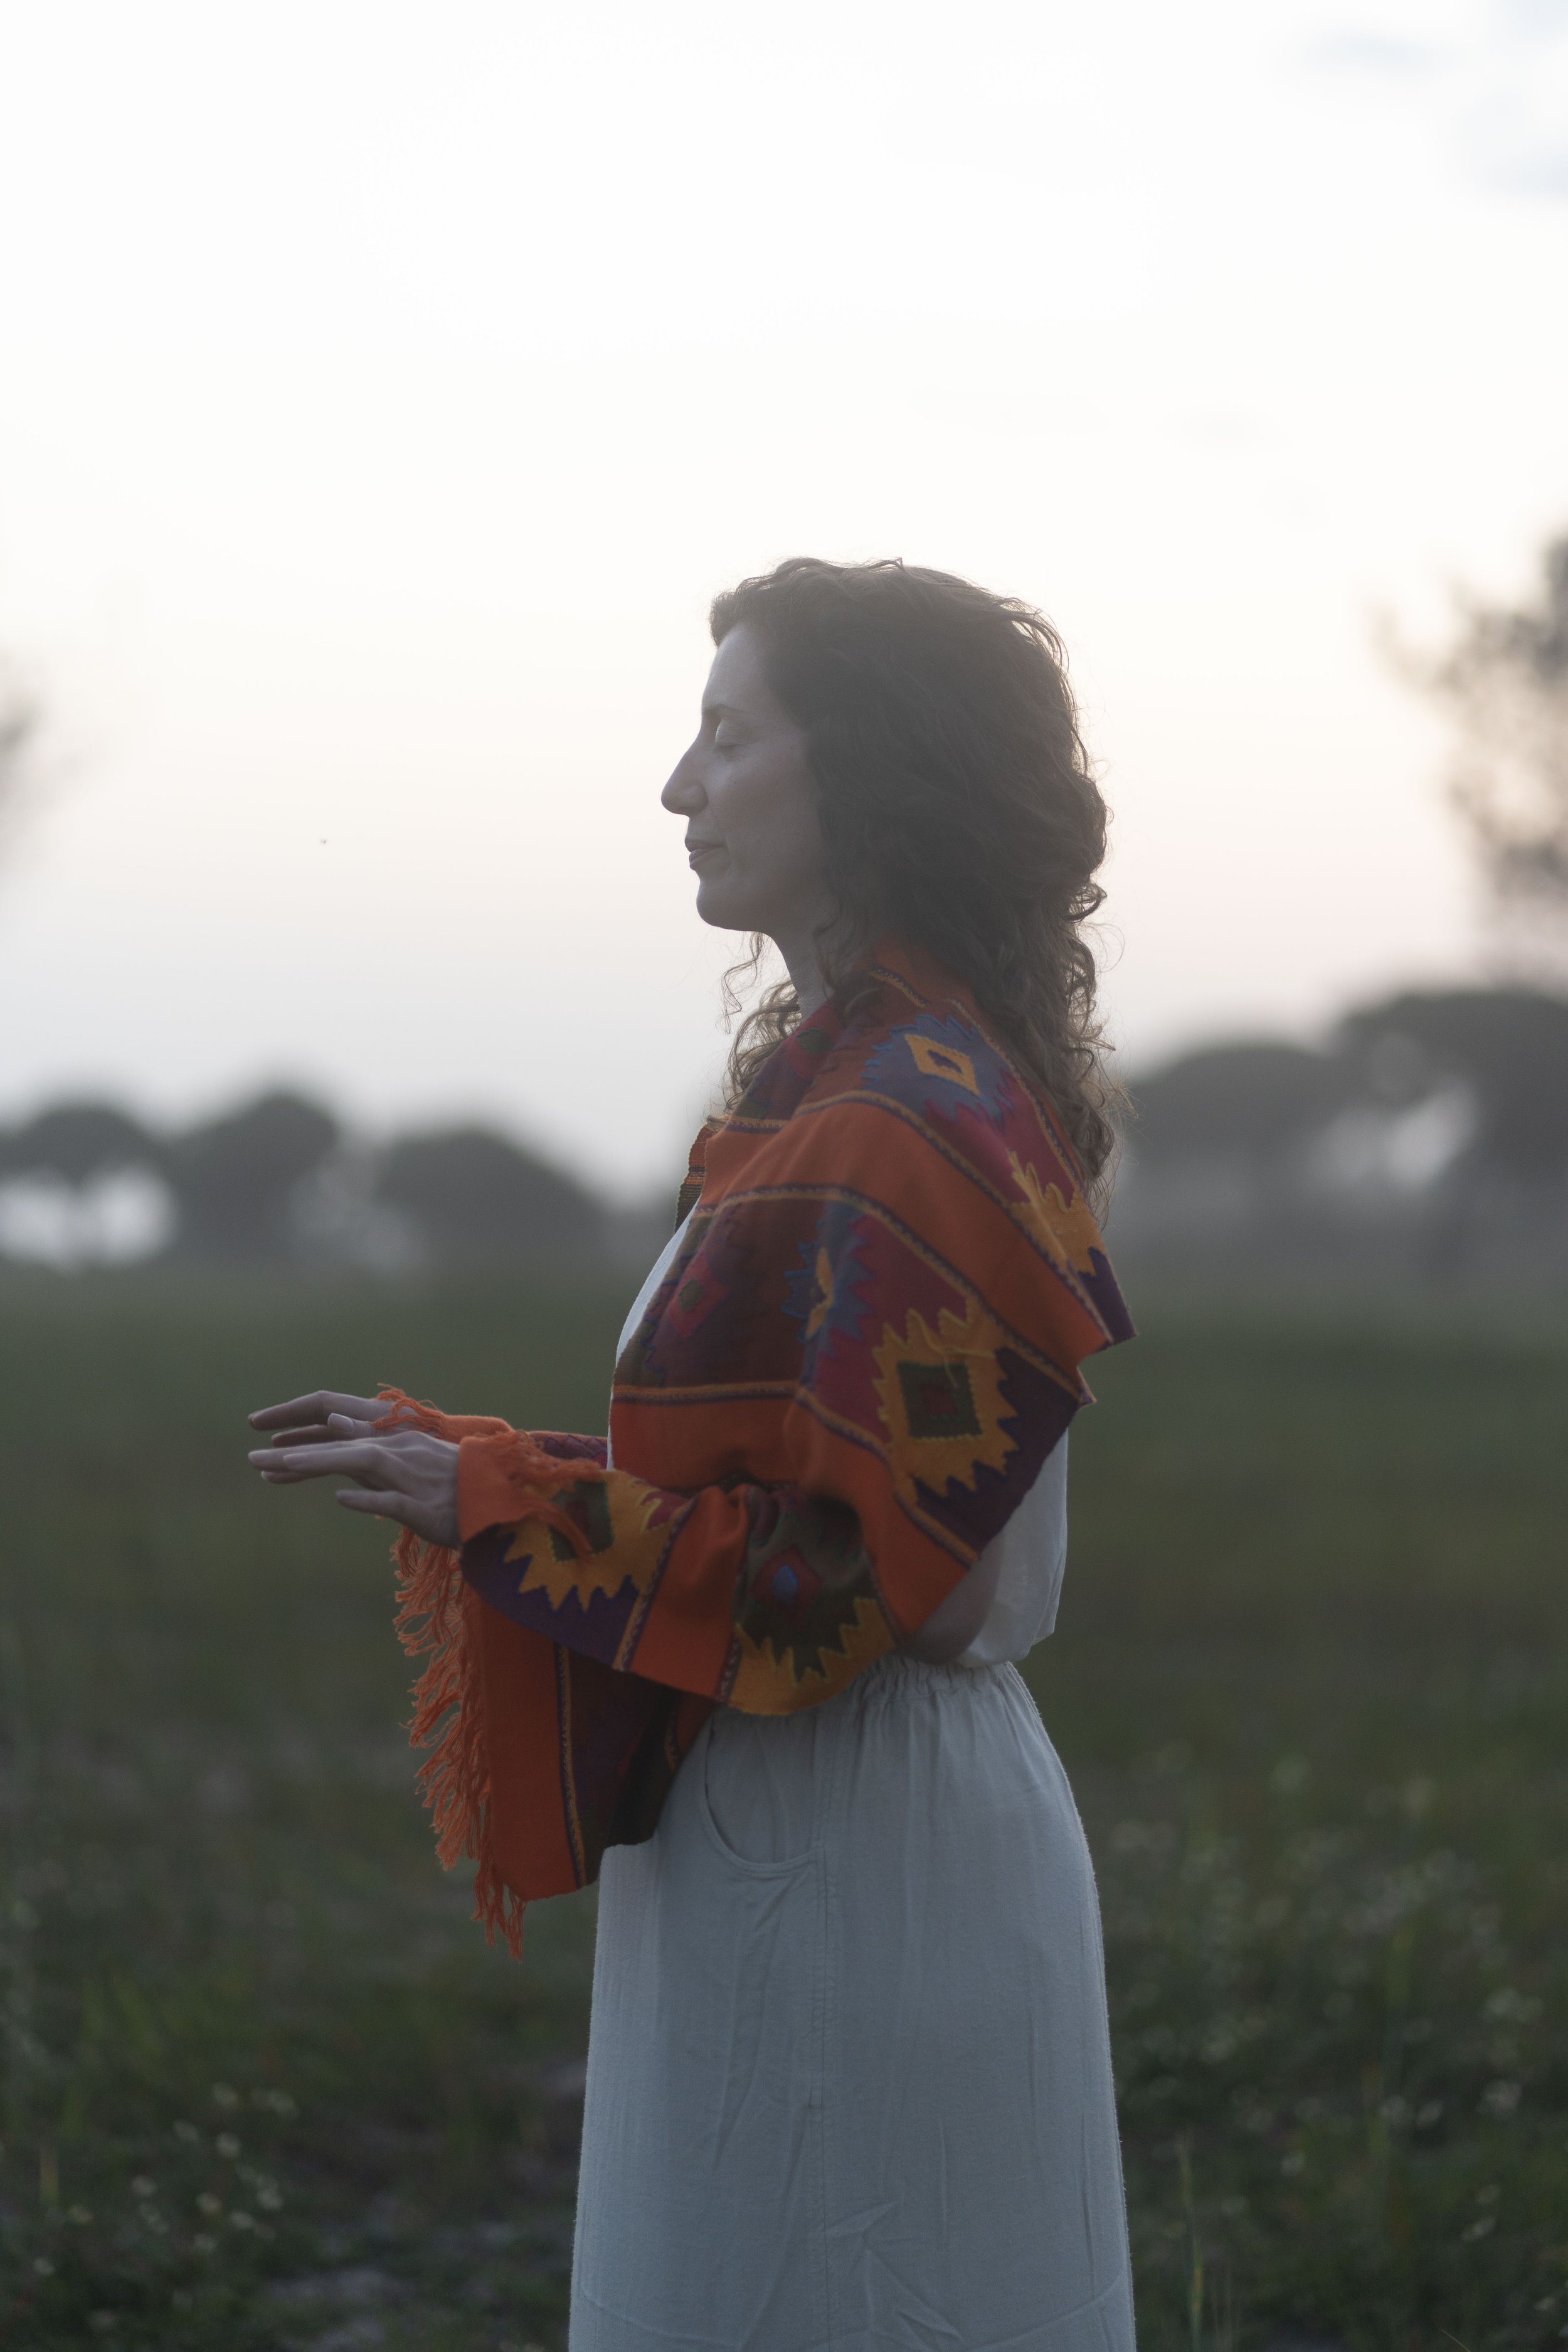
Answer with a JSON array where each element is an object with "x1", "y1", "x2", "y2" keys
[{"x1": 661, "y1": 741, "x2": 706, "y2": 816}]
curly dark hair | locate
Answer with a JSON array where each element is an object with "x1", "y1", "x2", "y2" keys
[{"x1": 709, "y1": 556, "x2": 1119, "y2": 1189}]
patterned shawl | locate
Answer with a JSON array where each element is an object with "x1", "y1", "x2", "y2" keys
[{"x1": 387, "y1": 940, "x2": 1133, "y2": 1951}]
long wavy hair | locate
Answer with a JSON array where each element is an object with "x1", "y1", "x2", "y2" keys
[{"x1": 709, "y1": 556, "x2": 1119, "y2": 1190}]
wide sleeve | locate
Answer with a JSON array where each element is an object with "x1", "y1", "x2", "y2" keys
[{"x1": 455, "y1": 1433, "x2": 896, "y2": 1717}]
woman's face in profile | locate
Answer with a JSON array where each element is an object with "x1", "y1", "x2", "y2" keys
[{"x1": 662, "y1": 622, "x2": 827, "y2": 943}]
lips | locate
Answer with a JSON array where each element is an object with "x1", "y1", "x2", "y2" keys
[{"x1": 686, "y1": 840, "x2": 724, "y2": 867}]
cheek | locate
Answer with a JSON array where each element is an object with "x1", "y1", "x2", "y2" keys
[{"x1": 716, "y1": 757, "x2": 822, "y2": 876}]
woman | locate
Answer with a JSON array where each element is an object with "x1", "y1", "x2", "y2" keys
[{"x1": 250, "y1": 557, "x2": 1138, "y2": 2351}]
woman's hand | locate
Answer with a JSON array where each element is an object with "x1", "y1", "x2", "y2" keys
[{"x1": 248, "y1": 1391, "x2": 460, "y2": 1547}]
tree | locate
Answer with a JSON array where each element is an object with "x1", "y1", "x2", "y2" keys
[
  {"x1": 1129, "y1": 1041, "x2": 1352, "y2": 1178},
  {"x1": 163, "y1": 1091, "x2": 339, "y2": 1259},
  {"x1": 0, "y1": 1101, "x2": 157, "y2": 1185},
  {"x1": 377, "y1": 1126, "x2": 605, "y2": 1264},
  {"x1": 1389, "y1": 534, "x2": 1568, "y2": 918},
  {"x1": 1338, "y1": 988, "x2": 1568, "y2": 1188}
]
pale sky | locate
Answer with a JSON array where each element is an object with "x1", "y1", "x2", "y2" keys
[{"x1": 2, "y1": 0, "x2": 1566, "y2": 1194}]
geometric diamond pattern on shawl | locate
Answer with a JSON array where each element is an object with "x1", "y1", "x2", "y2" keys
[{"x1": 872, "y1": 1298, "x2": 1017, "y2": 1510}]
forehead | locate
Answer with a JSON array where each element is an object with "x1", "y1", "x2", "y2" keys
[{"x1": 703, "y1": 622, "x2": 776, "y2": 715}]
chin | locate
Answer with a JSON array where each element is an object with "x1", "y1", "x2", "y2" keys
[{"x1": 694, "y1": 877, "x2": 754, "y2": 932}]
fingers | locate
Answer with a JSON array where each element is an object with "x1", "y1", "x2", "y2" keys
[
  {"x1": 255, "y1": 1412, "x2": 377, "y2": 1454},
  {"x1": 266, "y1": 1412, "x2": 374, "y2": 1449},
  {"x1": 250, "y1": 1438, "x2": 386, "y2": 1484},
  {"x1": 249, "y1": 1392, "x2": 336, "y2": 1432},
  {"x1": 248, "y1": 1391, "x2": 384, "y2": 1432},
  {"x1": 250, "y1": 1425, "x2": 459, "y2": 1547}
]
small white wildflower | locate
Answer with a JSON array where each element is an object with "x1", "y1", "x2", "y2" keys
[
  {"x1": 257, "y1": 2185, "x2": 283, "y2": 2211},
  {"x1": 130, "y1": 2176, "x2": 156, "y2": 2198},
  {"x1": 173, "y1": 2122, "x2": 200, "y2": 2145},
  {"x1": 192, "y1": 2231, "x2": 216, "y2": 2254},
  {"x1": 1480, "y1": 2079, "x2": 1522, "y2": 2117},
  {"x1": 216, "y1": 2133, "x2": 241, "y2": 2159},
  {"x1": 211, "y1": 2084, "x2": 238, "y2": 2110},
  {"x1": 1463, "y1": 2215, "x2": 1496, "y2": 2241},
  {"x1": 67, "y1": 2203, "x2": 93, "y2": 2225},
  {"x1": 196, "y1": 2192, "x2": 222, "y2": 2217},
  {"x1": 229, "y1": 2209, "x2": 256, "y2": 2232},
  {"x1": 33, "y1": 2256, "x2": 55, "y2": 2277},
  {"x1": 1280, "y1": 2151, "x2": 1306, "y2": 2177}
]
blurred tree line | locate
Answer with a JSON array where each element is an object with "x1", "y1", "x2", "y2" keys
[
  {"x1": 1124, "y1": 984, "x2": 1568, "y2": 1279},
  {"x1": 0, "y1": 1092, "x2": 644, "y2": 1271},
  {"x1": 4, "y1": 978, "x2": 1564, "y2": 1279}
]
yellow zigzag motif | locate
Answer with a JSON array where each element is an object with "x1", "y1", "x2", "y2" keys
[
  {"x1": 502, "y1": 1478, "x2": 668, "y2": 1611},
  {"x1": 728, "y1": 1592, "x2": 894, "y2": 1715},
  {"x1": 1007, "y1": 1153, "x2": 1102, "y2": 1274},
  {"x1": 872, "y1": 1298, "x2": 1016, "y2": 1512}
]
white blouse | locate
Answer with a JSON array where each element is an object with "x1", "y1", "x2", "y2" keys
[{"x1": 611, "y1": 1216, "x2": 1069, "y2": 1670}]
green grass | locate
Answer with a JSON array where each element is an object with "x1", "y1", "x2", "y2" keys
[{"x1": 1, "y1": 1269, "x2": 1565, "y2": 2349}]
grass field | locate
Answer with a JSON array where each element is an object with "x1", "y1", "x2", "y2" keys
[{"x1": 1, "y1": 1267, "x2": 1564, "y2": 2350}]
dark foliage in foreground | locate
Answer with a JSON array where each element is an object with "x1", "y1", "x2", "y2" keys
[{"x1": 0, "y1": 1271, "x2": 1564, "y2": 2348}]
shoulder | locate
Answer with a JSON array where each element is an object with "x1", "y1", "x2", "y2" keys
[
  {"x1": 808, "y1": 965, "x2": 1079, "y2": 1195},
  {"x1": 797, "y1": 963, "x2": 1129, "y2": 1332}
]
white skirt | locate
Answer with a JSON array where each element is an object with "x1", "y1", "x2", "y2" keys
[{"x1": 569, "y1": 1653, "x2": 1135, "y2": 2352}]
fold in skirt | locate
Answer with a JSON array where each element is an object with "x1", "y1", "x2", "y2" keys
[{"x1": 569, "y1": 1652, "x2": 1135, "y2": 2352}]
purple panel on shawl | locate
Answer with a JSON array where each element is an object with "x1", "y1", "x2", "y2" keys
[{"x1": 462, "y1": 1523, "x2": 640, "y2": 1669}]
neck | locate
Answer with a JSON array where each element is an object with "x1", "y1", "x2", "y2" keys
[{"x1": 768, "y1": 898, "x2": 836, "y2": 1019}]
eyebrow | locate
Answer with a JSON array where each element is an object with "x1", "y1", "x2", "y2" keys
[{"x1": 701, "y1": 698, "x2": 750, "y2": 723}]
